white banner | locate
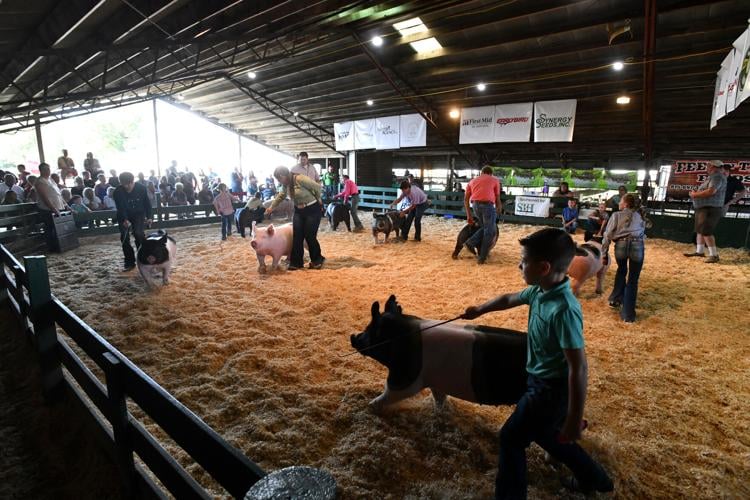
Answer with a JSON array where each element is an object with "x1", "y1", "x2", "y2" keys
[
  {"x1": 726, "y1": 30, "x2": 747, "y2": 114},
  {"x1": 533, "y1": 99, "x2": 577, "y2": 142},
  {"x1": 493, "y1": 102, "x2": 532, "y2": 142},
  {"x1": 514, "y1": 196, "x2": 551, "y2": 218},
  {"x1": 710, "y1": 75, "x2": 723, "y2": 129},
  {"x1": 738, "y1": 27, "x2": 750, "y2": 105},
  {"x1": 375, "y1": 115, "x2": 400, "y2": 150},
  {"x1": 715, "y1": 52, "x2": 733, "y2": 122},
  {"x1": 399, "y1": 113, "x2": 426, "y2": 147},
  {"x1": 459, "y1": 106, "x2": 495, "y2": 144},
  {"x1": 334, "y1": 121, "x2": 354, "y2": 151},
  {"x1": 354, "y1": 119, "x2": 376, "y2": 150}
]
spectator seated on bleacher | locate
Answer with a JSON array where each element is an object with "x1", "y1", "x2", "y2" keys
[
  {"x1": 0, "y1": 173, "x2": 25, "y2": 202},
  {"x1": 83, "y1": 188, "x2": 102, "y2": 210},
  {"x1": 170, "y1": 182, "x2": 189, "y2": 219},
  {"x1": 561, "y1": 198, "x2": 579, "y2": 234}
]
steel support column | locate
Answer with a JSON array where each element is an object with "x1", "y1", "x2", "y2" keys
[
  {"x1": 643, "y1": 0, "x2": 657, "y2": 168},
  {"x1": 153, "y1": 99, "x2": 161, "y2": 179},
  {"x1": 34, "y1": 112, "x2": 45, "y2": 163}
]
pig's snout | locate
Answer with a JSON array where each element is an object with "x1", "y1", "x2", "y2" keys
[{"x1": 147, "y1": 255, "x2": 156, "y2": 264}]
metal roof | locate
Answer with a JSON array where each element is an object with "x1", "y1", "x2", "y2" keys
[{"x1": 1, "y1": 0, "x2": 749, "y2": 163}]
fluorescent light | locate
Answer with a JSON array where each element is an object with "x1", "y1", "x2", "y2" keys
[
  {"x1": 366, "y1": 99, "x2": 373, "y2": 106},
  {"x1": 616, "y1": 96, "x2": 630, "y2": 104},
  {"x1": 409, "y1": 37, "x2": 442, "y2": 54},
  {"x1": 612, "y1": 61, "x2": 624, "y2": 71},
  {"x1": 293, "y1": 111, "x2": 299, "y2": 117},
  {"x1": 393, "y1": 17, "x2": 428, "y2": 37},
  {"x1": 194, "y1": 28, "x2": 211, "y2": 38},
  {"x1": 449, "y1": 109, "x2": 459, "y2": 119},
  {"x1": 477, "y1": 83, "x2": 486, "y2": 91},
  {"x1": 371, "y1": 36, "x2": 383, "y2": 47},
  {"x1": 247, "y1": 71, "x2": 257, "y2": 79}
]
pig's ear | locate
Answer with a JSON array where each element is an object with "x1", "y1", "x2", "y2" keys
[
  {"x1": 159, "y1": 233, "x2": 167, "y2": 243},
  {"x1": 267, "y1": 224, "x2": 275, "y2": 236},
  {"x1": 385, "y1": 295, "x2": 400, "y2": 315},
  {"x1": 370, "y1": 301, "x2": 380, "y2": 320}
]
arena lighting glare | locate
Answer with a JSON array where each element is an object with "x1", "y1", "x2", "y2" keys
[
  {"x1": 616, "y1": 96, "x2": 631, "y2": 104},
  {"x1": 293, "y1": 111, "x2": 299, "y2": 116},
  {"x1": 612, "y1": 61, "x2": 625, "y2": 71},
  {"x1": 366, "y1": 99, "x2": 374, "y2": 106},
  {"x1": 477, "y1": 83, "x2": 486, "y2": 91},
  {"x1": 247, "y1": 71, "x2": 257, "y2": 79},
  {"x1": 449, "y1": 109, "x2": 460, "y2": 119},
  {"x1": 176, "y1": 94, "x2": 185, "y2": 100},
  {"x1": 371, "y1": 36, "x2": 383, "y2": 47}
]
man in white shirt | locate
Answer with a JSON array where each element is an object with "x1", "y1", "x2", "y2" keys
[
  {"x1": 0, "y1": 173, "x2": 24, "y2": 202},
  {"x1": 291, "y1": 151, "x2": 320, "y2": 182},
  {"x1": 34, "y1": 163, "x2": 67, "y2": 215}
]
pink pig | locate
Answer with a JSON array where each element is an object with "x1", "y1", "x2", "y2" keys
[
  {"x1": 567, "y1": 240, "x2": 610, "y2": 295},
  {"x1": 250, "y1": 221, "x2": 294, "y2": 273}
]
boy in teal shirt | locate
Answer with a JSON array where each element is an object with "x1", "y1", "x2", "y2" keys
[{"x1": 464, "y1": 228, "x2": 613, "y2": 498}]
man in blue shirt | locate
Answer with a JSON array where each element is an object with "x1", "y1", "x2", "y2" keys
[
  {"x1": 562, "y1": 198, "x2": 579, "y2": 234},
  {"x1": 684, "y1": 160, "x2": 727, "y2": 263},
  {"x1": 464, "y1": 228, "x2": 613, "y2": 498}
]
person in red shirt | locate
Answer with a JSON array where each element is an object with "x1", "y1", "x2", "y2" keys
[
  {"x1": 333, "y1": 174, "x2": 363, "y2": 231},
  {"x1": 463, "y1": 166, "x2": 501, "y2": 264}
]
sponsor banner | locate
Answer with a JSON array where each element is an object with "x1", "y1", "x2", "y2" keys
[
  {"x1": 666, "y1": 160, "x2": 750, "y2": 199},
  {"x1": 354, "y1": 119, "x2": 376, "y2": 149},
  {"x1": 533, "y1": 99, "x2": 577, "y2": 142},
  {"x1": 399, "y1": 113, "x2": 426, "y2": 147},
  {"x1": 493, "y1": 103, "x2": 532, "y2": 142},
  {"x1": 334, "y1": 121, "x2": 354, "y2": 151},
  {"x1": 375, "y1": 115, "x2": 400, "y2": 150},
  {"x1": 726, "y1": 30, "x2": 748, "y2": 114},
  {"x1": 459, "y1": 105, "x2": 495, "y2": 144},
  {"x1": 715, "y1": 52, "x2": 733, "y2": 121},
  {"x1": 514, "y1": 195, "x2": 551, "y2": 218},
  {"x1": 738, "y1": 27, "x2": 750, "y2": 104},
  {"x1": 710, "y1": 75, "x2": 723, "y2": 129}
]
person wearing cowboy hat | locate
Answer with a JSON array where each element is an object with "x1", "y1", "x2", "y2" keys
[{"x1": 684, "y1": 160, "x2": 727, "y2": 263}]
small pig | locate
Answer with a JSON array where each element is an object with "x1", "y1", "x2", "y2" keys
[
  {"x1": 371, "y1": 211, "x2": 404, "y2": 243},
  {"x1": 568, "y1": 240, "x2": 609, "y2": 295},
  {"x1": 136, "y1": 230, "x2": 177, "y2": 288},
  {"x1": 235, "y1": 206, "x2": 264, "y2": 238},
  {"x1": 452, "y1": 221, "x2": 499, "y2": 259},
  {"x1": 250, "y1": 221, "x2": 294, "y2": 273},
  {"x1": 350, "y1": 295, "x2": 527, "y2": 412},
  {"x1": 326, "y1": 202, "x2": 351, "y2": 231}
]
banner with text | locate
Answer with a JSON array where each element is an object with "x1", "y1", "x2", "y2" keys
[
  {"x1": 493, "y1": 102, "x2": 533, "y2": 142},
  {"x1": 375, "y1": 115, "x2": 400, "y2": 150},
  {"x1": 399, "y1": 113, "x2": 427, "y2": 147},
  {"x1": 667, "y1": 160, "x2": 750, "y2": 200},
  {"x1": 334, "y1": 121, "x2": 355, "y2": 151},
  {"x1": 514, "y1": 195, "x2": 551, "y2": 218},
  {"x1": 354, "y1": 119, "x2": 376, "y2": 150},
  {"x1": 533, "y1": 99, "x2": 577, "y2": 142},
  {"x1": 738, "y1": 28, "x2": 750, "y2": 105},
  {"x1": 459, "y1": 106, "x2": 495, "y2": 144},
  {"x1": 726, "y1": 29, "x2": 748, "y2": 115}
]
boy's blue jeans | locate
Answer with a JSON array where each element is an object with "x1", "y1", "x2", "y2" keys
[
  {"x1": 466, "y1": 202, "x2": 497, "y2": 261},
  {"x1": 220, "y1": 214, "x2": 233, "y2": 239},
  {"x1": 608, "y1": 238, "x2": 644, "y2": 322},
  {"x1": 496, "y1": 374, "x2": 611, "y2": 499},
  {"x1": 402, "y1": 202, "x2": 428, "y2": 240}
]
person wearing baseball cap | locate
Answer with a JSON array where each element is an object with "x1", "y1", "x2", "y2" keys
[{"x1": 684, "y1": 160, "x2": 727, "y2": 263}]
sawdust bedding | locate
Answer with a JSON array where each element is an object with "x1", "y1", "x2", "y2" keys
[{"x1": 43, "y1": 214, "x2": 750, "y2": 499}]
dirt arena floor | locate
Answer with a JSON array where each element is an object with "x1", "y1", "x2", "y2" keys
[{"x1": 42, "y1": 214, "x2": 749, "y2": 499}]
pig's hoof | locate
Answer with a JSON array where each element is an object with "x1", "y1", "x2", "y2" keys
[
  {"x1": 258, "y1": 266, "x2": 267, "y2": 274},
  {"x1": 368, "y1": 399, "x2": 384, "y2": 414}
]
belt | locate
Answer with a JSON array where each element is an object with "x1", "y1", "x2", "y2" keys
[
  {"x1": 472, "y1": 200, "x2": 494, "y2": 205},
  {"x1": 614, "y1": 236, "x2": 643, "y2": 242},
  {"x1": 296, "y1": 199, "x2": 318, "y2": 209}
]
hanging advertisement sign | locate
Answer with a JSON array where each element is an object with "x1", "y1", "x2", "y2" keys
[
  {"x1": 726, "y1": 30, "x2": 748, "y2": 114},
  {"x1": 533, "y1": 99, "x2": 577, "y2": 142},
  {"x1": 738, "y1": 27, "x2": 750, "y2": 105},
  {"x1": 493, "y1": 102, "x2": 533, "y2": 142},
  {"x1": 715, "y1": 52, "x2": 733, "y2": 122},
  {"x1": 459, "y1": 106, "x2": 495, "y2": 144},
  {"x1": 710, "y1": 75, "x2": 723, "y2": 130},
  {"x1": 399, "y1": 113, "x2": 426, "y2": 147},
  {"x1": 375, "y1": 115, "x2": 400, "y2": 150},
  {"x1": 666, "y1": 160, "x2": 750, "y2": 200},
  {"x1": 514, "y1": 195, "x2": 551, "y2": 218},
  {"x1": 334, "y1": 121, "x2": 354, "y2": 151},
  {"x1": 354, "y1": 119, "x2": 376, "y2": 149}
]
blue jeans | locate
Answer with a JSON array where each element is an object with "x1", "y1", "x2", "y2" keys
[
  {"x1": 220, "y1": 214, "x2": 233, "y2": 239},
  {"x1": 402, "y1": 202, "x2": 428, "y2": 240},
  {"x1": 496, "y1": 375, "x2": 611, "y2": 499},
  {"x1": 349, "y1": 194, "x2": 362, "y2": 229},
  {"x1": 291, "y1": 203, "x2": 323, "y2": 267},
  {"x1": 466, "y1": 202, "x2": 497, "y2": 261},
  {"x1": 608, "y1": 239, "x2": 644, "y2": 322}
]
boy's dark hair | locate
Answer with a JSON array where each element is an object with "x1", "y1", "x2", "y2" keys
[
  {"x1": 254, "y1": 191, "x2": 261, "y2": 199},
  {"x1": 400, "y1": 180, "x2": 411, "y2": 190},
  {"x1": 298, "y1": 151, "x2": 308, "y2": 158},
  {"x1": 568, "y1": 198, "x2": 577, "y2": 204},
  {"x1": 481, "y1": 165, "x2": 493, "y2": 175},
  {"x1": 342, "y1": 174, "x2": 349, "y2": 180},
  {"x1": 519, "y1": 228, "x2": 576, "y2": 273},
  {"x1": 119, "y1": 172, "x2": 134, "y2": 185}
]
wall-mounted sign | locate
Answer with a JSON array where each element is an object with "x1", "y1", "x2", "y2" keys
[
  {"x1": 514, "y1": 195, "x2": 551, "y2": 218},
  {"x1": 666, "y1": 160, "x2": 750, "y2": 200},
  {"x1": 533, "y1": 99, "x2": 577, "y2": 142}
]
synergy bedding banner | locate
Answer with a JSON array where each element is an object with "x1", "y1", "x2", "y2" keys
[{"x1": 533, "y1": 99, "x2": 577, "y2": 142}]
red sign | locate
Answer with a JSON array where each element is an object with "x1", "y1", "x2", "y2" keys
[{"x1": 667, "y1": 160, "x2": 750, "y2": 200}]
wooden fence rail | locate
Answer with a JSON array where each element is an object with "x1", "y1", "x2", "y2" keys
[{"x1": 0, "y1": 245, "x2": 266, "y2": 498}]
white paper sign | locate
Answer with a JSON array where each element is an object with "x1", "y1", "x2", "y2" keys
[
  {"x1": 459, "y1": 106, "x2": 495, "y2": 144},
  {"x1": 534, "y1": 100, "x2": 577, "y2": 142},
  {"x1": 334, "y1": 121, "x2": 354, "y2": 151},
  {"x1": 493, "y1": 103, "x2": 532, "y2": 142},
  {"x1": 514, "y1": 195, "x2": 551, "y2": 218},
  {"x1": 375, "y1": 115, "x2": 400, "y2": 150},
  {"x1": 715, "y1": 52, "x2": 733, "y2": 121},
  {"x1": 399, "y1": 113, "x2": 426, "y2": 147},
  {"x1": 354, "y1": 119, "x2": 376, "y2": 150}
]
